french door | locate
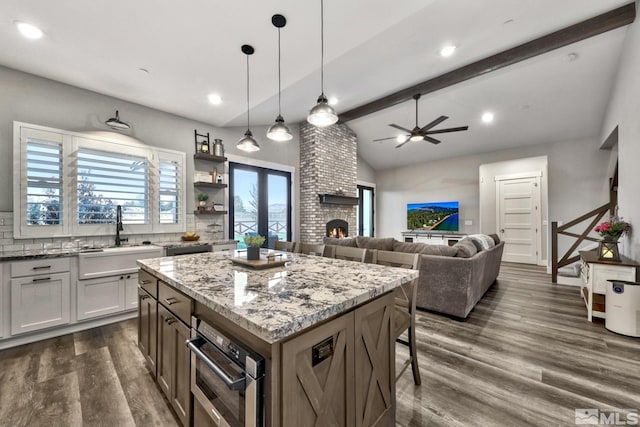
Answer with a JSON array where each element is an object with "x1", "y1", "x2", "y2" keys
[
  {"x1": 357, "y1": 185, "x2": 374, "y2": 237},
  {"x1": 229, "y1": 163, "x2": 292, "y2": 248}
]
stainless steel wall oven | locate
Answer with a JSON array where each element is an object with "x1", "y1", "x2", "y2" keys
[{"x1": 188, "y1": 317, "x2": 265, "y2": 427}]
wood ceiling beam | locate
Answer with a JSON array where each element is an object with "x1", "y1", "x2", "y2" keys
[{"x1": 339, "y1": 2, "x2": 636, "y2": 123}]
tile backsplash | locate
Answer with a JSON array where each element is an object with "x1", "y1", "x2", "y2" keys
[{"x1": 0, "y1": 211, "x2": 225, "y2": 254}]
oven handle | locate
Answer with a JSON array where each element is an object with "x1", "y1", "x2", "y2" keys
[{"x1": 187, "y1": 337, "x2": 246, "y2": 391}]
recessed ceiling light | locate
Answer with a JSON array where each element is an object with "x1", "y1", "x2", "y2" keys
[
  {"x1": 440, "y1": 45, "x2": 456, "y2": 57},
  {"x1": 503, "y1": 19, "x2": 514, "y2": 25},
  {"x1": 208, "y1": 94, "x2": 222, "y2": 105},
  {"x1": 567, "y1": 52, "x2": 579, "y2": 62},
  {"x1": 328, "y1": 96, "x2": 339, "y2": 106},
  {"x1": 481, "y1": 112, "x2": 495, "y2": 123},
  {"x1": 139, "y1": 68, "x2": 149, "y2": 74},
  {"x1": 15, "y1": 21, "x2": 43, "y2": 39}
]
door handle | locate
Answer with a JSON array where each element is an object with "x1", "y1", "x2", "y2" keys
[{"x1": 500, "y1": 229, "x2": 505, "y2": 233}]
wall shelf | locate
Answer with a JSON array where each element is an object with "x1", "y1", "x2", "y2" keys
[
  {"x1": 194, "y1": 153, "x2": 227, "y2": 162},
  {"x1": 193, "y1": 210, "x2": 228, "y2": 215},
  {"x1": 194, "y1": 182, "x2": 227, "y2": 189},
  {"x1": 318, "y1": 194, "x2": 359, "y2": 206}
]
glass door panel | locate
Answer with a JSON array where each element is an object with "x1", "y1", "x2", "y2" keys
[
  {"x1": 232, "y1": 169, "x2": 258, "y2": 249},
  {"x1": 267, "y1": 174, "x2": 289, "y2": 248}
]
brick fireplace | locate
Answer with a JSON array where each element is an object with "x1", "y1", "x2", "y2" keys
[{"x1": 299, "y1": 122, "x2": 357, "y2": 243}]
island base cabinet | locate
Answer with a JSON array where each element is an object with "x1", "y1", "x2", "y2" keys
[
  {"x1": 157, "y1": 304, "x2": 192, "y2": 427},
  {"x1": 281, "y1": 292, "x2": 395, "y2": 427},
  {"x1": 138, "y1": 287, "x2": 157, "y2": 377},
  {"x1": 282, "y1": 312, "x2": 355, "y2": 426}
]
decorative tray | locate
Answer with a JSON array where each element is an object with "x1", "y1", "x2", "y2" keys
[{"x1": 231, "y1": 254, "x2": 288, "y2": 269}]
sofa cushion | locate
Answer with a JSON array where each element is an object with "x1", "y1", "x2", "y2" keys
[
  {"x1": 467, "y1": 234, "x2": 496, "y2": 251},
  {"x1": 356, "y1": 236, "x2": 394, "y2": 251},
  {"x1": 420, "y1": 244, "x2": 458, "y2": 257},
  {"x1": 453, "y1": 238, "x2": 478, "y2": 258},
  {"x1": 489, "y1": 233, "x2": 500, "y2": 244},
  {"x1": 323, "y1": 237, "x2": 357, "y2": 247},
  {"x1": 393, "y1": 241, "x2": 429, "y2": 254}
]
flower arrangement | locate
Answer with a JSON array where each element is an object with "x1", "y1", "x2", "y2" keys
[
  {"x1": 243, "y1": 234, "x2": 265, "y2": 247},
  {"x1": 594, "y1": 216, "x2": 631, "y2": 240}
]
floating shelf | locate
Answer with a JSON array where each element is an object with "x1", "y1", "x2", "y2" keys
[
  {"x1": 194, "y1": 153, "x2": 227, "y2": 162},
  {"x1": 318, "y1": 194, "x2": 359, "y2": 206},
  {"x1": 194, "y1": 182, "x2": 227, "y2": 189},
  {"x1": 194, "y1": 210, "x2": 228, "y2": 215}
]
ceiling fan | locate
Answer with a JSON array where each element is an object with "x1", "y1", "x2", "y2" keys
[{"x1": 373, "y1": 94, "x2": 469, "y2": 148}]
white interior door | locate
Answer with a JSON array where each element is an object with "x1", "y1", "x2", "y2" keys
[{"x1": 496, "y1": 174, "x2": 540, "y2": 264}]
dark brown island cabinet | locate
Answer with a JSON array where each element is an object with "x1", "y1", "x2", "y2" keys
[{"x1": 137, "y1": 268, "x2": 396, "y2": 427}]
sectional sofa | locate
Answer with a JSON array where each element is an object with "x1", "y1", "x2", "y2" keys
[{"x1": 323, "y1": 235, "x2": 504, "y2": 319}]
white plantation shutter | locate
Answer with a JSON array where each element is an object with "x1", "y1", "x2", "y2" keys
[
  {"x1": 77, "y1": 147, "x2": 149, "y2": 225},
  {"x1": 156, "y1": 149, "x2": 186, "y2": 231},
  {"x1": 26, "y1": 140, "x2": 63, "y2": 225}
]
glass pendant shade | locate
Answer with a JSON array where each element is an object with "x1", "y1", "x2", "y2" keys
[
  {"x1": 237, "y1": 129, "x2": 260, "y2": 152},
  {"x1": 307, "y1": 95, "x2": 338, "y2": 127},
  {"x1": 267, "y1": 115, "x2": 293, "y2": 141}
]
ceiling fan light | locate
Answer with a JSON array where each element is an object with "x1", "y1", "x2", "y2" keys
[
  {"x1": 410, "y1": 134, "x2": 423, "y2": 142},
  {"x1": 237, "y1": 129, "x2": 260, "y2": 152},
  {"x1": 307, "y1": 95, "x2": 338, "y2": 127},
  {"x1": 396, "y1": 135, "x2": 407, "y2": 143},
  {"x1": 267, "y1": 115, "x2": 293, "y2": 142},
  {"x1": 105, "y1": 110, "x2": 131, "y2": 130}
]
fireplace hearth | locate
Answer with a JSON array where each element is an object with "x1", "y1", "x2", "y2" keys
[{"x1": 326, "y1": 219, "x2": 348, "y2": 238}]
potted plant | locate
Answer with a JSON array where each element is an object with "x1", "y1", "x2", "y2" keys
[
  {"x1": 243, "y1": 234, "x2": 265, "y2": 260},
  {"x1": 197, "y1": 193, "x2": 209, "y2": 208}
]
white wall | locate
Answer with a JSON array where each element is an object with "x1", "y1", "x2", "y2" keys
[
  {"x1": 375, "y1": 137, "x2": 613, "y2": 247},
  {"x1": 0, "y1": 65, "x2": 300, "y2": 236},
  {"x1": 357, "y1": 155, "x2": 376, "y2": 183},
  {"x1": 601, "y1": 0, "x2": 640, "y2": 260}
]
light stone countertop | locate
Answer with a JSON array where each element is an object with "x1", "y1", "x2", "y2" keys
[{"x1": 137, "y1": 250, "x2": 419, "y2": 344}]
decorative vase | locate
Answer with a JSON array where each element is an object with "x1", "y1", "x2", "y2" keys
[
  {"x1": 598, "y1": 236, "x2": 620, "y2": 261},
  {"x1": 246, "y1": 246, "x2": 260, "y2": 260},
  {"x1": 199, "y1": 201, "x2": 207, "y2": 207},
  {"x1": 213, "y1": 139, "x2": 225, "y2": 157}
]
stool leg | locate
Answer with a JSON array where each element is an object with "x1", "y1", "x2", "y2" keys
[{"x1": 408, "y1": 325, "x2": 421, "y2": 385}]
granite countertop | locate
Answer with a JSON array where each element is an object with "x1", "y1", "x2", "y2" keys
[
  {"x1": 137, "y1": 250, "x2": 419, "y2": 344},
  {"x1": 0, "y1": 239, "x2": 237, "y2": 262}
]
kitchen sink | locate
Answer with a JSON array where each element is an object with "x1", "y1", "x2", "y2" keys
[{"x1": 78, "y1": 245, "x2": 164, "y2": 279}]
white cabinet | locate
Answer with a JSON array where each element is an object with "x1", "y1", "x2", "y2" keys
[
  {"x1": 11, "y1": 272, "x2": 71, "y2": 335},
  {"x1": 78, "y1": 272, "x2": 139, "y2": 320},
  {"x1": 580, "y1": 251, "x2": 638, "y2": 322},
  {"x1": 212, "y1": 242, "x2": 237, "y2": 253}
]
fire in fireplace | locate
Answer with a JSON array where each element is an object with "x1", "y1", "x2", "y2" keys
[{"x1": 326, "y1": 219, "x2": 348, "y2": 238}]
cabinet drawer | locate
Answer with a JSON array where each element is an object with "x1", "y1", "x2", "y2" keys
[
  {"x1": 139, "y1": 269, "x2": 158, "y2": 298},
  {"x1": 158, "y1": 281, "x2": 192, "y2": 324},
  {"x1": 11, "y1": 257, "x2": 71, "y2": 278},
  {"x1": 593, "y1": 266, "x2": 636, "y2": 294}
]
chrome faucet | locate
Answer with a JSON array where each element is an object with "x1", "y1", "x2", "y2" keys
[{"x1": 115, "y1": 205, "x2": 127, "y2": 246}]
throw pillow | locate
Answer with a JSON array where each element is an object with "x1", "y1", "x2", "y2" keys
[
  {"x1": 323, "y1": 236, "x2": 357, "y2": 247},
  {"x1": 356, "y1": 236, "x2": 394, "y2": 251},
  {"x1": 453, "y1": 238, "x2": 478, "y2": 258},
  {"x1": 466, "y1": 234, "x2": 496, "y2": 251},
  {"x1": 489, "y1": 233, "x2": 500, "y2": 244}
]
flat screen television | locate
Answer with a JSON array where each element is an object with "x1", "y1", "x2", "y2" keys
[{"x1": 407, "y1": 201, "x2": 459, "y2": 231}]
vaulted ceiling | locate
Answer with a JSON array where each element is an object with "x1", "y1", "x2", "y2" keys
[{"x1": 0, "y1": 0, "x2": 631, "y2": 169}]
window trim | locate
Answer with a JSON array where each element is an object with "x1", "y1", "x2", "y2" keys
[{"x1": 13, "y1": 122, "x2": 186, "y2": 239}]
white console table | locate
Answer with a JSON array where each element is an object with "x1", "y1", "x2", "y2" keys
[
  {"x1": 579, "y1": 250, "x2": 638, "y2": 322},
  {"x1": 401, "y1": 232, "x2": 465, "y2": 246}
]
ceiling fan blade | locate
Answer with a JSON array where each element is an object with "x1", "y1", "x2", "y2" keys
[
  {"x1": 424, "y1": 135, "x2": 441, "y2": 144},
  {"x1": 395, "y1": 139, "x2": 411, "y2": 149},
  {"x1": 426, "y1": 126, "x2": 469, "y2": 134},
  {"x1": 373, "y1": 136, "x2": 399, "y2": 142},
  {"x1": 388, "y1": 123, "x2": 413, "y2": 133},
  {"x1": 420, "y1": 115, "x2": 448, "y2": 132}
]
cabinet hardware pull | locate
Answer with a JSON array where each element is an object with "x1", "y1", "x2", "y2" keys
[
  {"x1": 166, "y1": 318, "x2": 176, "y2": 325},
  {"x1": 32, "y1": 277, "x2": 51, "y2": 282},
  {"x1": 126, "y1": 275, "x2": 131, "y2": 279},
  {"x1": 120, "y1": 276, "x2": 124, "y2": 280},
  {"x1": 141, "y1": 295, "x2": 149, "y2": 300},
  {"x1": 163, "y1": 297, "x2": 178, "y2": 305},
  {"x1": 32, "y1": 265, "x2": 51, "y2": 270},
  {"x1": 140, "y1": 280, "x2": 153, "y2": 284}
]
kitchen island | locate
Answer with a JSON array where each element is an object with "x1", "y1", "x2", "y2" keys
[{"x1": 137, "y1": 250, "x2": 418, "y2": 427}]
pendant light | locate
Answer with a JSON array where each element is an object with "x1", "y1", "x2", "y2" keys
[
  {"x1": 267, "y1": 14, "x2": 293, "y2": 142},
  {"x1": 237, "y1": 45, "x2": 260, "y2": 152},
  {"x1": 307, "y1": 0, "x2": 338, "y2": 127},
  {"x1": 105, "y1": 110, "x2": 131, "y2": 130}
]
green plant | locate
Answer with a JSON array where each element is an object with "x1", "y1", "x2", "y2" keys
[
  {"x1": 243, "y1": 234, "x2": 265, "y2": 247},
  {"x1": 197, "y1": 193, "x2": 209, "y2": 202}
]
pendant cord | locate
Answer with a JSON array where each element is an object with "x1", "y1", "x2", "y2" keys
[
  {"x1": 415, "y1": 97, "x2": 418, "y2": 126},
  {"x1": 278, "y1": 28, "x2": 282, "y2": 116},
  {"x1": 320, "y1": 0, "x2": 324, "y2": 95},
  {"x1": 246, "y1": 54, "x2": 250, "y2": 130}
]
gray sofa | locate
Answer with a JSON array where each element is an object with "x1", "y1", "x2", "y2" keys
[{"x1": 323, "y1": 235, "x2": 504, "y2": 319}]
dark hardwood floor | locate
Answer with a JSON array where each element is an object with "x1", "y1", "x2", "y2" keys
[{"x1": 1, "y1": 262, "x2": 638, "y2": 426}]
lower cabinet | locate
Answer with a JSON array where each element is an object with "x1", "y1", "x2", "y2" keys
[
  {"x1": 138, "y1": 287, "x2": 157, "y2": 377},
  {"x1": 281, "y1": 293, "x2": 394, "y2": 427},
  {"x1": 11, "y1": 272, "x2": 71, "y2": 335},
  {"x1": 78, "y1": 273, "x2": 139, "y2": 320},
  {"x1": 157, "y1": 304, "x2": 192, "y2": 427}
]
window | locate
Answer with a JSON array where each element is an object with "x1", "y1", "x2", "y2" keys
[
  {"x1": 357, "y1": 185, "x2": 374, "y2": 237},
  {"x1": 229, "y1": 162, "x2": 292, "y2": 248},
  {"x1": 13, "y1": 122, "x2": 185, "y2": 238}
]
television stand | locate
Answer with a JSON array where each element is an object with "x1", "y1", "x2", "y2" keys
[{"x1": 401, "y1": 231, "x2": 466, "y2": 246}]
